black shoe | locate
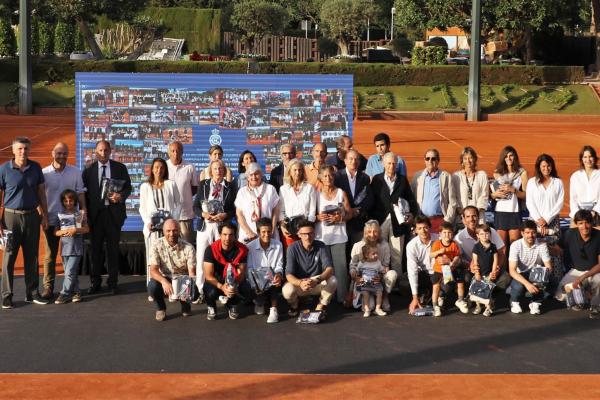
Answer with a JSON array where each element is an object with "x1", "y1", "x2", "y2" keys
[
  {"x1": 54, "y1": 294, "x2": 71, "y2": 305},
  {"x1": 590, "y1": 307, "x2": 600, "y2": 319},
  {"x1": 181, "y1": 303, "x2": 192, "y2": 317},
  {"x1": 2, "y1": 297, "x2": 14, "y2": 309},
  {"x1": 228, "y1": 305, "x2": 239, "y2": 320},
  {"x1": 32, "y1": 293, "x2": 50, "y2": 305},
  {"x1": 110, "y1": 286, "x2": 120, "y2": 295},
  {"x1": 88, "y1": 285, "x2": 102, "y2": 295}
]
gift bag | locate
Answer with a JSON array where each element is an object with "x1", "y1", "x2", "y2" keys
[
  {"x1": 249, "y1": 266, "x2": 275, "y2": 293},
  {"x1": 0, "y1": 230, "x2": 13, "y2": 253},
  {"x1": 169, "y1": 275, "x2": 196, "y2": 303},
  {"x1": 442, "y1": 264, "x2": 454, "y2": 284},
  {"x1": 469, "y1": 279, "x2": 496, "y2": 305},
  {"x1": 564, "y1": 283, "x2": 587, "y2": 307},
  {"x1": 296, "y1": 310, "x2": 323, "y2": 324},
  {"x1": 529, "y1": 265, "x2": 550, "y2": 289},
  {"x1": 100, "y1": 177, "x2": 126, "y2": 201}
]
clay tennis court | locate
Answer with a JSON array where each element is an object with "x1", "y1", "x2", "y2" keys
[{"x1": 2, "y1": 112, "x2": 600, "y2": 398}]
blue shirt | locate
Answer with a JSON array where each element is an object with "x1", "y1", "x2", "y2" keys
[
  {"x1": 0, "y1": 160, "x2": 45, "y2": 210},
  {"x1": 421, "y1": 170, "x2": 443, "y2": 217},
  {"x1": 365, "y1": 154, "x2": 407, "y2": 178}
]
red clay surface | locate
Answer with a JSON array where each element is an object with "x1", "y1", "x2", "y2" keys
[
  {"x1": 1, "y1": 373, "x2": 599, "y2": 399},
  {"x1": 1, "y1": 113, "x2": 600, "y2": 272}
]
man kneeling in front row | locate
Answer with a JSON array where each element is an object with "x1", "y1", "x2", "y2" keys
[
  {"x1": 283, "y1": 219, "x2": 337, "y2": 319},
  {"x1": 148, "y1": 219, "x2": 196, "y2": 321},
  {"x1": 203, "y1": 222, "x2": 252, "y2": 320}
]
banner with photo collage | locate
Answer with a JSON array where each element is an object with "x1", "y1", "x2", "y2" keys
[{"x1": 75, "y1": 72, "x2": 354, "y2": 231}]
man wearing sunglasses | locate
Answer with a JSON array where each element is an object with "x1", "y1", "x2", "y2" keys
[
  {"x1": 411, "y1": 148, "x2": 457, "y2": 233},
  {"x1": 553, "y1": 209, "x2": 600, "y2": 319}
]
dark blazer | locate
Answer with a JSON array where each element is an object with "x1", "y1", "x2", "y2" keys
[
  {"x1": 334, "y1": 168, "x2": 373, "y2": 231},
  {"x1": 268, "y1": 162, "x2": 285, "y2": 193},
  {"x1": 326, "y1": 153, "x2": 368, "y2": 172},
  {"x1": 370, "y1": 172, "x2": 419, "y2": 237},
  {"x1": 193, "y1": 179, "x2": 236, "y2": 231},
  {"x1": 82, "y1": 160, "x2": 132, "y2": 228}
]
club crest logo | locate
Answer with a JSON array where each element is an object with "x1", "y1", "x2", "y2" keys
[{"x1": 209, "y1": 128, "x2": 222, "y2": 145}]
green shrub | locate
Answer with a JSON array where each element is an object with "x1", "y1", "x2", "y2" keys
[
  {"x1": 412, "y1": 46, "x2": 446, "y2": 65},
  {"x1": 55, "y1": 20, "x2": 76, "y2": 55},
  {"x1": 515, "y1": 95, "x2": 536, "y2": 111},
  {"x1": 39, "y1": 20, "x2": 54, "y2": 55},
  {"x1": 0, "y1": 16, "x2": 17, "y2": 57},
  {"x1": 31, "y1": 16, "x2": 40, "y2": 55}
]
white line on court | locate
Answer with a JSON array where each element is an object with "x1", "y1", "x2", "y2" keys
[
  {"x1": 433, "y1": 130, "x2": 462, "y2": 148},
  {"x1": 583, "y1": 130, "x2": 600, "y2": 139},
  {"x1": 0, "y1": 126, "x2": 61, "y2": 152}
]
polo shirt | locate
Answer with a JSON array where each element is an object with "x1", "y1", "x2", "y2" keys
[
  {"x1": 508, "y1": 238, "x2": 551, "y2": 273},
  {"x1": 0, "y1": 160, "x2": 45, "y2": 210},
  {"x1": 365, "y1": 154, "x2": 407, "y2": 178},
  {"x1": 286, "y1": 240, "x2": 333, "y2": 279},
  {"x1": 472, "y1": 242, "x2": 498, "y2": 276},
  {"x1": 560, "y1": 228, "x2": 600, "y2": 271},
  {"x1": 421, "y1": 169, "x2": 443, "y2": 217},
  {"x1": 455, "y1": 227, "x2": 504, "y2": 263}
]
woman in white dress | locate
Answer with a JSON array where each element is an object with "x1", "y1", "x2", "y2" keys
[
  {"x1": 315, "y1": 165, "x2": 352, "y2": 303},
  {"x1": 453, "y1": 147, "x2": 489, "y2": 224},
  {"x1": 139, "y1": 158, "x2": 181, "y2": 282},
  {"x1": 235, "y1": 162, "x2": 280, "y2": 243},
  {"x1": 199, "y1": 145, "x2": 233, "y2": 182},
  {"x1": 279, "y1": 159, "x2": 317, "y2": 248},
  {"x1": 569, "y1": 145, "x2": 600, "y2": 226}
]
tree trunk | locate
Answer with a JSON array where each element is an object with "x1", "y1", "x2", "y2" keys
[
  {"x1": 524, "y1": 28, "x2": 534, "y2": 64},
  {"x1": 126, "y1": 29, "x2": 156, "y2": 60},
  {"x1": 77, "y1": 17, "x2": 103, "y2": 60},
  {"x1": 338, "y1": 38, "x2": 349, "y2": 56},
  {"x1": 592, "y1": 0, "x2": 600, "y2": 72}
]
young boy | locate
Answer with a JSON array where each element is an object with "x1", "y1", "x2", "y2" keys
[
  {"x1": 54, "y1": 189, "x2": 89, "y2": 304},
  {"x1": 471, "y1": 223, "x2": 499, "y2": 317},
  {"x1": 430, "y1": 222, "x2": 466, "y2": 317},
  {"x1": 357, "y1": 244, "x2": 387, "y2": 317}
]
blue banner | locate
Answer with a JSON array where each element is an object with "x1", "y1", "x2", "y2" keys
[{"x1": 75, "y1": 72, "x2": 354, "y2": 231}]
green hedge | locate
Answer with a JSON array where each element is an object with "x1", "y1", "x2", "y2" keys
[
  {"x1": 96, "y1": 7, "x2": 221, "y2": 54},
  {"x1": 0, "y1": 59, "x2": 586, "y2": 86}
]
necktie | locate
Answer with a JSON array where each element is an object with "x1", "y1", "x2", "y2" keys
[
  {"x1": 212, "y1": 182, "x2": 221, "y2": 199},
  {"x1": 101, "y1": 165, "x2": 106, "y2": 180}
]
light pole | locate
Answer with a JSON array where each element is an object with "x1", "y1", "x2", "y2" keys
[
  {"x1": 390, "y1": 7, "x2": 396, "y2": 41},
  {"x1": 467, "y1": 0, "x2": 482, "y2": 121},
  {"x1": 19, "y1": 0, "x2": 32, "y2": 115}
]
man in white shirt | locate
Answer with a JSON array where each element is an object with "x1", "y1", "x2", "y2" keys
[
  {"x1": 166, "y1": 141, "x2": 197, "y2": 244},
  {"x1": 41, "y1": 142, "x2": 87, "y2": 299},
  {"x1": 247, "y1": 218, "x2": 284, "y2": 323},
  {"x1": 406, "y1": 216, "x2": 438, "y2": 314},
  {"x1": 508, "y1": 220, "x2": 553, "y2": 315}
]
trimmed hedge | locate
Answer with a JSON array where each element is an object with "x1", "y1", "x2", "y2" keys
[{"x1": 0, "y1": 59, "x2": 586, "y2": 86}]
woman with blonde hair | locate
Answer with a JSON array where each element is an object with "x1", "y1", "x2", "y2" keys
[{"x1": 453, "y1": 146, "x2": 489, "y2": 224}]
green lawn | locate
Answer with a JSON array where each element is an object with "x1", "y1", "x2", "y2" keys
[
  {"x1": 356, "y1": 85, "x2": 600, "y2": 114},
  {"x1": 0, "y1": 81, "x2": 75, "y2": 107}
]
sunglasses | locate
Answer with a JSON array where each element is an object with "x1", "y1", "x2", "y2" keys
[
  {"x1": 282, "y1": 152, "x2": 294, "y2": 156},
  {"x1": 425, "y1": 157, "x2": 439, "y2": 161}
]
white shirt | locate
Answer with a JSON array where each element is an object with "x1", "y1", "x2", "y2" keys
[
  {"x1": 167, "y1": 159, "x2": 197, "y2": 220},
  {"x1": 235, "y1": 183, "x2": 280, "y2": 242},
  {"x1": 97, "y1": 161, "x2": 111, "y2": 206},
  {"x1": 43, "y1": 164, "x2": 86, "y2": 226},
  {"x1": 508, "y1": 238, "x2": 551, "y2": 273},
  {"x1": 384, "y1": 173, "x2": 396, "y2": 193},
  {"x1": 493, "y1": 171, "x2": 523, "y2": 213},
  {"x1": 569, "y1": 169, "x2": 600, "y2": 218},
  {"x1": 315, "y1": 188, "x2": 347, "y2": 245},
  {"x1": 139, "y1": 180, "x2": 181, "y2": 238},
  {"x1": 406, "y1": 234, "x2": 438, "y2": 295},
  {"x1": 525, "y1": 177, "x2": 564, "y2": 223},
  {"x1": 247, "y1": 238, "x2": 284, "y2": 275},
  {"x1": 279, "y1": 182, "x2": 317, "y2": 222},
  {"x1": 455, "y1": 227, "x2": 504, "y2": 263},
  {"x1": 349, "y1": 240, "x2": 391, "y2": 274},
  {"x1": 345, "y1": 168, "x2": 357, "y2": 198}
]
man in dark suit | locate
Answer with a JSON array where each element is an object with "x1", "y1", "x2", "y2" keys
[
  {"x1": 370, "y1": 152, "x2": 419, "y2": 276},
  {"x1": 325, "y1": 135, "x2": 367, "y2": 172},
  {"x1": 334, "y1": 149, "x2": 373, "y2": 259},
  {"x1": 82, "y1": 140, "x2": 132, "y2": 294},
  {"x1": 268, "y1": 143, "x2": 296, "y2": 193}
]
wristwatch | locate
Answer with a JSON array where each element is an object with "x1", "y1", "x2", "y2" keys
[{"x1": 315, "y1": 275, "x2": 322, "y2": 283}]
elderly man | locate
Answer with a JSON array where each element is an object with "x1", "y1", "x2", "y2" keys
[
  {"x1": 455, "y1": 206, "x2": 508, "y2": 287},
  {"x1": 335, "y1": 149, "x2": 373, "y2": 256},
  {"x1": 411, "y1": 148, "x2": 457, "y2": 233},
  {"x1": 283, "y1": 219, "x2": 337, "y2": 318},
  {"x1": 82, "y1": 140, "x2": 132, "y2": 295},
  {"x1": 508, "y1": 220, "x2": 553, "y2": 315},
  {"x1": 247, "y1": 218, "x2": 284, "y2": 323},
  {"x1": 269, "y1": 143, "x2": 296, "y2": 193},
  {"x1": 406, "y1": 216, "x2": 438, "y2": 314},
  {"x1": 370, "y1": 152, "x2": 419, "y2": 276},
  {"x1": 553, "y1": 210, "x2": 600, "y2": 319},
  {"x1": 349, "y1": 219, "x2": 397, "y2": 311},
  {"x1": 148, "y1": 219, "x2": 196, "y2": 321},
  {"x1": 365, "y1": 132, "x2": 407, "y2": 178},
  {"x1": 305, "y1": 142, "x2": 327, "y2": 188},
  {"x1": 41, "y1": 142, "x2": 87, "y2": 300},
  {"x1": 1, "y1": 137, "x2": 49, "y2": 308},
  {"x1": 325, "y1": 135, "x2": 367, "y2": 172},
  {"x1": 203, "y1": 222, "x2": 251, "y2": 320},
  {"x1": 166, "y1": 141, "x2": 198, "y2": 244}
]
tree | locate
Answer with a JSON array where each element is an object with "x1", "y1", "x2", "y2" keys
[
  {"x1": 54, "y1": 20, "x2": 76, "y2": 55},
  {"x1": 230, "y1": 0, "x2": 290, "y2": 54},
  {"x1": 320, "y1": 0, "x2": 379, "y2": 55},
  {"x1": 45, "y1": 0, "x2": 148, "y2": 59},
  {"x1": 592, "y1": 0, "x2": 600, "y2": 72},
  {"x1": 0, "y1": 11, "x2": 16, "y2": 57}
]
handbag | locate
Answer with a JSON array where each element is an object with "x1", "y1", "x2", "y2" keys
[
  {"x1": 529, "y1": 265, "x2": 550, "y2": 289},
  {"x1": 469, "y1": 278, "x2": 496, "y2": 305}
]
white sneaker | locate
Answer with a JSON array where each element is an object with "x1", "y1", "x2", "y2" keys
[
  {"x1": 483, "y1": 307, "x2": 493, "y2": 317},
  {"x1": 207, "y1": 306, "x2": 216, "y2": 320},
  {"x1": 437, "y1": 296, "x2": 445, "y2": 307},
  {"x1": 374, "y1": 308, "x2": 387, "y2": 316},
  {"x1": 363, "y1": 308, "x2": 371, "y2": 317},
  {"x1": 267, "y1": 307, "x2": 279, "y2": 323},
  {"x1": 472, "y1": 304, "x2": 482, "y2": 315},
  {"x1": 254, "y1": 302, "x2": 265, "y2": 315},
  {"x1": 529, "y1": 302, "x2": 541, "y2": 315},
  {"x1": 147, "y1": 296, "x2": 154, "y2": 302},
  {"x1": 219, "y1": 295, "x2": 229, "y2": 305},
  {"x1": 433, "y1": 305, "x2": 442, "y2": 317},
  {"x1": 382, "y1": 297, "x2": 391, "y2": 312},
  {"x1": 455, "y1": 299, "x2": 469, "y2": 314},
  {"x1": 511, "y1": 301, "x2": 523, "y2": 314}
]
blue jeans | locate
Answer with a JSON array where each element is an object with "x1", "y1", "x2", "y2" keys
[
  {"x1": 60, "y1": 255, "x2": 81, "y2": 295},
  {"x1": 509, "y1": 270, "x2": 543, "y2": 303}
]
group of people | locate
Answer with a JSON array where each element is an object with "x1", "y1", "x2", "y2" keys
[{"x1": 2, "y1": 134, "x2": 600, "y2": 322}]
